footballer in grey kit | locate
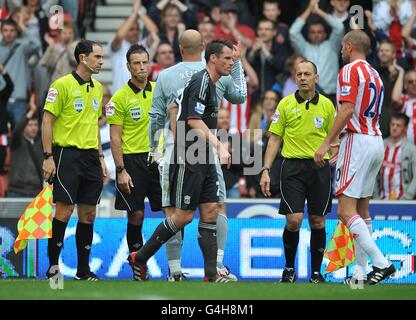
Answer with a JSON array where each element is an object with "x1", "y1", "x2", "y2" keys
[{"x1": 148, "y1": 30, "x2": 246, "y2": 281}]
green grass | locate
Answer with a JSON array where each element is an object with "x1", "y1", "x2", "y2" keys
[{"x1": 0, "y1": 279, "x2": 415, "y2": 300}]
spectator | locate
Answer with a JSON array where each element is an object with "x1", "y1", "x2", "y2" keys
[
  {"x1": 109, "y1": 0, "x2": 158, "y2": 92},
  {"x1": 215, "y1": 2, "x2": 256, "y2": 49},
  {"x1": 99, "y1": 86, "x2": 116, "y2": 198},
  {"x1": 392, "y1": 67, "x2": 416, "y2": 145},
  {"x1": 372, "y1": 0, "x2": 413, "y2": 59},
  {"x1": 401, "y1": 0, "x2": 416, "y2": 69},
  {"x1": 289, "y1": 0, "x2": 344, "y2": 101},
  {"x1": 40, "y1": 21, "x2": 79, "y2": 83},
  {"x1": 198, "y1": 19, "x2": 215, "y2": 59},
  {"x1": 275, "y1": 53, "x2": 305, "y2": 98},
  {"x1": 0, "y1": 18, "x2": 40, "y2": 129},
  {"x1": 374, "y1": 113, "x2": 416, "y2": 200},
  {"x1": 217, "y1": 108, "x2": 244, "y2": 198},
  {"x1": 329, "y1": 0, "x2": 350, "y2": 24},
  {"x1": 248, "y1": 18, "x2": 291, "y2": 96},
  {"x1": 246, "y1": 90, "x2": 282, "y2": 198},
  {"x1": 157, "y1": 3, "x2": 188, "y2": 62},
  {"x1": 0, "y1": 64, "x2": 13, "y2": 174},
  {"x1": 22, "y1": 0, "x2": 50, "y2": 53},
  {"x1": 7, "y1": 102, "x2": 43, "y2": 198},
  {"x1": 149, "y1": 43, "x2": 175, "y2": 81},
  {"x1": 219, "y1": 43, "x2": 258, "y2": 134},
  {"x1": 148, "y1": 0, "x2": 197, "y2": 30},
  {"x1": 261, "y1": 0, "x2": 292, "y2": 49},
  {"x1": 376, "y1": 40, "x2": 400, "y2": 137}
]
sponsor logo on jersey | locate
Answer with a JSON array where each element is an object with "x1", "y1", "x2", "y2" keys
[
  {"x1": 74, "y1": 98, "x2": 84, "y2": 112},
  {"x1": 341, "y1": 85, "x2": 351, "y2": 96},
  {"x1": 105, "y1": 102, "x2": 115, "y2": 116},
  {"x1": 272, "y1": 109, "x2": 280, "y2": 123},
  {"x1": 46, "y1": 88, "x2": 58, "y2": 103},
  {"x1": 130, "y1": 107, "x2": 142, "y2": 121},
  {"x1": 195, "y1": 102, "x2": 206, "y2": 115}
]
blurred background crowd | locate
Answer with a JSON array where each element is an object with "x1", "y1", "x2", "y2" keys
[{"x1": 1, "y1": 0, "x2": 416, "y2": 200}]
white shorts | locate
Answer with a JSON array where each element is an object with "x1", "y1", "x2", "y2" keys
[{"x1": 335, "y1": 133, "x2": 383, "y2": 198}]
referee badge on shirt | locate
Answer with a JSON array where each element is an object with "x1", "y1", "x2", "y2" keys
[
  {"x1": 130, "y1": 107, "x2": 142, "y2": 121},
  {"x1": 73, "y1": 98, "x2": 84, "y2": 113},
  {"x1": 314, "y1": 117, "x2": 324, "y2": 129},
  {"x1": 92, "y1": 99, "x2": 99, "y2": 112}
]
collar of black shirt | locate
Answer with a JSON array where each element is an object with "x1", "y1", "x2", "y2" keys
[
  {"x1": 71, "y1": 71, "x2": 95, "y2": 88},
  {"x1": 128, "y1": 80, "x2": 152, "y2": 98},
  {"x1": 295, "y1": 90, "x2": 319, "y2": 105}
]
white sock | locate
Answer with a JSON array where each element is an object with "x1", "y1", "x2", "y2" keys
[
  {"x1": 347, "y1": 215, "x2": 389, "y2": 269},
  {"x1": 168, "y1": 259, "x2": 181, "y2": 276},
  {"x1": 353, "y1": 218, "x2": 372, "y2": 279}
]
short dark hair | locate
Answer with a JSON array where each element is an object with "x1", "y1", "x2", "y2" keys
[
  {"x1": 379, "y1": 39, "x2": 397, "y2": 54},
  {"x1": 126, "y1": 44, "x2": 149, "y2": 63},
  {"x1": 264, "y1": 0, "x2": 279, "y2": 7},
  {"x1": 1, "y1": 19, "x2": 18, "y2": 31},
  {"x1": 298, "y1": 59, "x2": 318, "y2": 74},
  {"x1": 391, "y1": 113, "x2": 410, "y2": 127},
  {"x1": 204, "y1": 39, "x2": 233, "y2": 63},
  {"x1": 74, "y1": 39, "x2": 102, "y2": 64},
  {"x1": 257, "y1": 18, "x2": 277, "y2": 30}
]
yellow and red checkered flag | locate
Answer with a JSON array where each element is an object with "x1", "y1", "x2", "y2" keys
[
  {"x1": 13, "y1": 184, "x2": 53, "y2": 254},
  {"x1": 324, "y1": 220, "x2": 355, "y2": 273}
]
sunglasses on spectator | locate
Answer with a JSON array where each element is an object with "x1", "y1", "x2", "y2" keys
[{"x1": 406, "y1": 79, "x2": 416, "y2": 84}]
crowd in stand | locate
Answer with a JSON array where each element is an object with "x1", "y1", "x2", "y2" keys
[{"x1": 0, "y1": 0, "x2": 416, "y2": 200}]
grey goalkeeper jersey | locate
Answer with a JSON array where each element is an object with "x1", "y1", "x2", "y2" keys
[{"x1": 149, "y1": 59, "x2": 247, "y2": 150}]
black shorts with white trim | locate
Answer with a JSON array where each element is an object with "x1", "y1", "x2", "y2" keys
[
  {"x1": 52, "y1": 146, "x2": 103, "y2": 205},
  {"x1": 279, "y1": 158, "x2": 332, "y2": 215}
]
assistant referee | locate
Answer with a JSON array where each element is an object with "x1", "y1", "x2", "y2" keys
[
  {"x1": 260, "y1": 60, "x2": 336, "y2": 284},
  {"x1": 42, "y1": 40, "x2": 106, "y2": 281},
  {"x1": 106, "y1": 44, "x2": 161, "y2": 277}
]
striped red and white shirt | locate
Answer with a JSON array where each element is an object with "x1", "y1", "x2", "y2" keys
[
  {"x1": 337, "y1": 59, "x2": 384, "y2": 136},
  {"x1": 379, "y1": 142, "x2": 404, "y2": 200},
  {"x1": 399, "y1": 94, "x2": 416, "y2": 145},
  {"x1": 220, "y1": 94, "x2": 251, "y2": 134}
]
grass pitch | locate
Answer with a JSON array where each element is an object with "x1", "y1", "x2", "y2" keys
[{"x1": 0, "y1": 279, "x2": 415, "y2": 300}]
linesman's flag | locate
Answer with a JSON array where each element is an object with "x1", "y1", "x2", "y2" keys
[
  {"x1": 324, "y1": 220, "x2": 355, "y2": 273},
  {"x1": 13, "y1": 185, "x2": 53, "y2": 254}
]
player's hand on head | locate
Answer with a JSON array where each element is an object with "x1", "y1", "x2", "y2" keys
[{"x1": 232, "y1": 40, "x2": 242, "y2": 60}]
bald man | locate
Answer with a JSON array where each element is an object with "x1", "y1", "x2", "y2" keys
[
  {"x1": 315, "y1": 30, "x2": 396, "y2": 285},
  {"x1": 148, "y1": 30, "x2": 247, "y2": 281}
]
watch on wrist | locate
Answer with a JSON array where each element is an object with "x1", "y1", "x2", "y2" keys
[
  {"x1": 43, "y1": 152, "x2": 53, "y2": 160},
  {"x1": 261, "y1": 166, "x2": 270, "y2": 174},
  {"x1": 116, "y1": 165, "x2": 125, "y2": 173}
]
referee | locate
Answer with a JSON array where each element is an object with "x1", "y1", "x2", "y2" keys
[
  {"x1": 106, "y1": 44, "x2": 161, "y2": 273},
  {"x1": 42, "y1": 40, "x2": 106, "y2": 281},
  {"x1": 260, "y1": 60, "x2": 336, "y2": 283}
]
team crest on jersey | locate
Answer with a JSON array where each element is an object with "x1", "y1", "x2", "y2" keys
[
  {"x1": 272, "y1": 109, "x2": 280, "y2": 123},
  {"x1": 195, "y1": 102, "x2": 206, "y2": 115},
  {"x1": 130, "y1": 107, "x2": 142, "y2": 121},
  {"x1": 105, "y1": 102, "x2": 115, "y2": 116},
  {"x1": 46, "y1": 88, "x2": 58, "y2": 103},
  {"x1": 314, "y1": 117, "x2": 324, "y2": 128},
  {"x1": 341, "y1": 85, "x2": 351, "y2": 96},
  {"x1": 74, "y1": 98, "x2": 84, "y2": 112},
  {"x1": 184, "y1": 195, "x2": 191, "y2": 205},
  {"x1": 92, "y1": 99, "x2": 99, "y2": 112}
]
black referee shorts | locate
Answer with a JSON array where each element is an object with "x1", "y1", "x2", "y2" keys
[
  {"x1": 279, "y1": 158, "x2": 332, "y2": 216},
  {"x1": 115, "y1": 153, "x2": 162, "y2": 213},
  {"x1": 169, "y1": 162, "x2": 219, "y2": 211},
  {"x1": 52, "y1": 146, "x2": 103, "y2": 205}
]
